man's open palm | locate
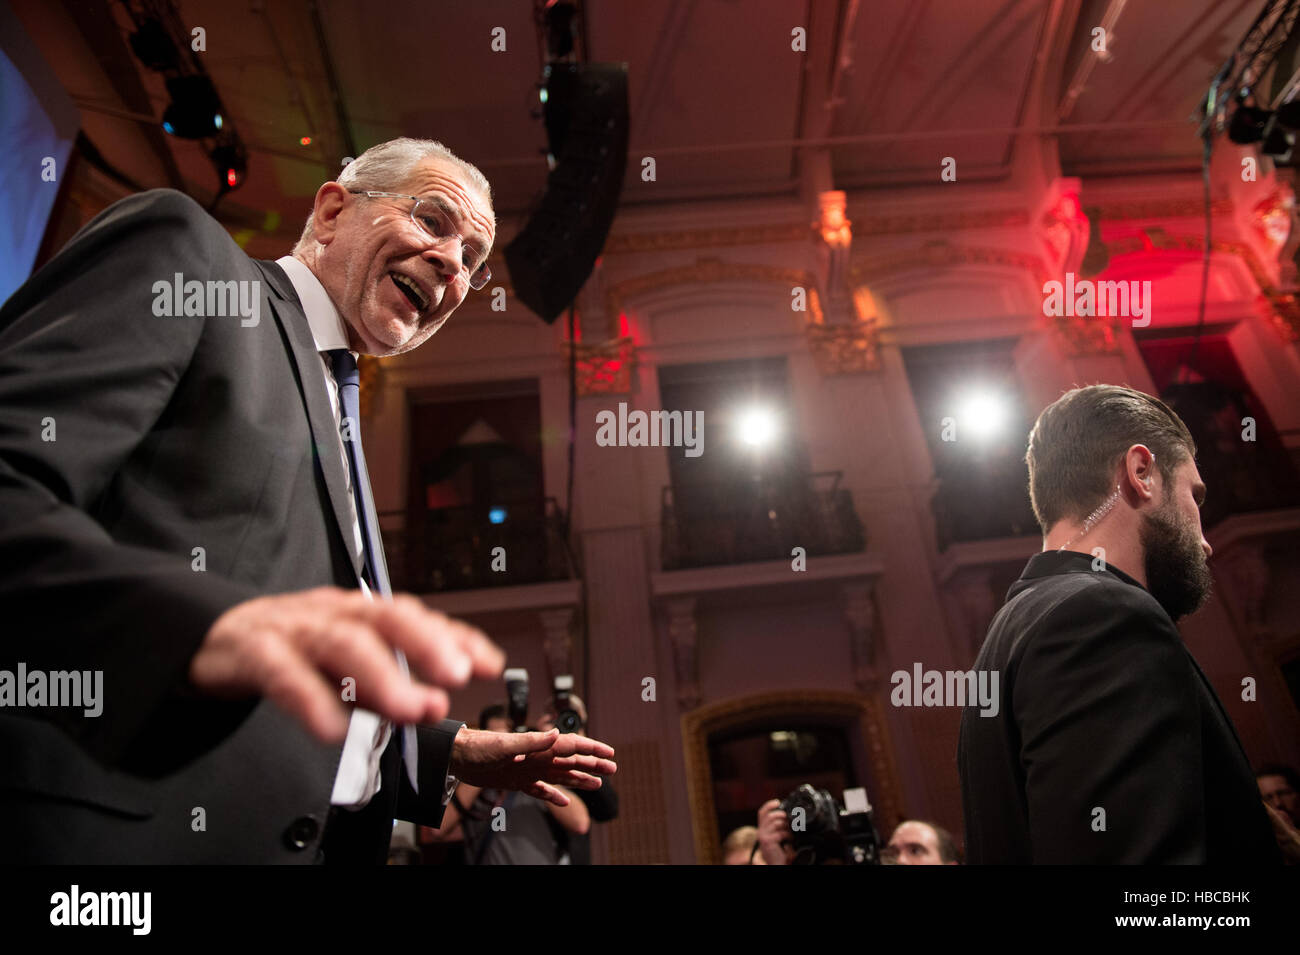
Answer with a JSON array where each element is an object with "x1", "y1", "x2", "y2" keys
[{"x1": 451, "y1": 727, "x2": 617, "y2": 806}]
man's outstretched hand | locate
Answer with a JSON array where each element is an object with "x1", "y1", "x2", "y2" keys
[
  {"x1": 450, "y1": 727, "x2": 617, "y2": 806},
  {"x1": 190, "y1": 587, "x2": 505, "y2": 741}
]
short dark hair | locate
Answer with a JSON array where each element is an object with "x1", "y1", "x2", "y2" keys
[
  {"x1": 1256, "y1": 764, "x2": 1300, "y2": 791},
  {"x1": 917, "y1": 820, "x2": 960, "y2": 864},
  {"x1": 477, "y1": 703, "x2": 507, "y2": 730},
  {"x1": 1026, "y1": 384, "x2": 1197, "y2": 534}
]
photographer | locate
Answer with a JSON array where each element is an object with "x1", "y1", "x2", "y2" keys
[
  {"x1": 538, "y1": 692, "x2": 619, "y2": 865},
  {"x1": 755, "y1": 792, "x2": 955, "y2": 865},
  {"x1": 433, "y1": 704, "x2": 589, "y2": 865}
]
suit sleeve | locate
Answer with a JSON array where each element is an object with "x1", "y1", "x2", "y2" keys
[
  {"x1": 0, "y1": 190, "x2": 260, "y2": 767},
  {"x1": 579, "y1": 778, "x2": 619, "y2": 821},
  {"x1": 1013, "y1": 585, "x2": 1205, "y2": 863},
  {"x1": 394, "y1": 718, "x2": 466, "y2": 827}
]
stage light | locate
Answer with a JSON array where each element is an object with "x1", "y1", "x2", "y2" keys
[
  {"x1": 299, "y1": 136, "x2": 312, "y2": 146},
  {"x1": 1229, "y1": 105, "x2": 1272, "y2": 144},
  {"x1": 956, "y1": 388, "x2": 1009, "y2": 441},
  {"x1": 489, "y1": 506, "x2": 507, "y2": 525},
  {"x1": 211, "y1": 138, "x2": 247, "y2": 192},
  {"x1": 161, "y1": 75, "x2": 224, "y2": 139},
  {"x1": 544, "y1": 0, "x2": 578, "y2": 60},
  {"x1": 736, "y1": 406, "x2": 779, "y2": 448},
  {"x1": 129, "y1": 18, "x2": 181, "y2": 72}
]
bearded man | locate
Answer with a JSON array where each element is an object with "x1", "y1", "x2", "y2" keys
[{"x1": 958, "y1": 384, "x2": 1279, "y2": 864}]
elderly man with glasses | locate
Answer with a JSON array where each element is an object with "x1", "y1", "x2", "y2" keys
[{"x1": 0, "y1": 138, "x2": 616, "y2": 864}]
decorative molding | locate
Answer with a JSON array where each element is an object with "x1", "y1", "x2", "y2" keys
[
  {"x1": 650, "y1": 552, "x2": 886, "y2": 599},
  {"x1": 840, "y1": 581, "x2": 880, "y2": 691},
  {"x1": 603, "y1": 258, "x2": 819, "y2": 338},
  {"x1": 680, "y1": 690, "x2": 907, "y2": 864},
  {"x1": 1213, "y1": 543, "x2": 1270, "y2": 637},
  {"x1": 539, "y1": 607, "x2": 576, "y2": 682},
  {"x1": 855, "y1": 207, "x2": 1030, "y2": 235},
  {"x1": 1054, "y1": 310, "x2": 1123, "y2": 356},
  {"x1": 597, "y1": 206, "x2": 1038, "y2": 258},
  {"x1": 601, "y1": 257, "x2": 883, "y2": 377},
  {"x1": 562, "y1": 336, "x2": 638, "y2": 396},
  {"x1": 1103, "y1": 228, "x2": 1299, "y2": 342},
  {"x1": 664, "y1": 597, "x2": 700, "y2": 710},
  {"x1": 418, "y1": 577, "x2": 581, "y2": 617},
  {"x1": 850, "y1": 239, "x2": 1052, "y2": 287},
  {"x1": 1207, "y1": 508, "x2": 1300, "y2": 643},
  {"x1": 603, "y1": 223, "x2": 815, "y2": 255},
  {"x1": 805, "y1": 321, "x2": 881, "y2": 374},
  {"x1": 1091, "y1": 197, "x2": 1235, "y2": 222}
]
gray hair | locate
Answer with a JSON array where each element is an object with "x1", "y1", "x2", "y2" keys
[{"x1": 293, "y1": 137, "x2": 493, "y2": 252}]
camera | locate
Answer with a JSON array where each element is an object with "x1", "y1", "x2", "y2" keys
[
  {"x1": 505, "y1": 668, "x2": 529, "y2": 732},
  {"x1": 552, "y1": 674, "x2": 584, "y2": 734},
  {"x1": 779, "y1": 783, "x2": 882, "y2": 865}
]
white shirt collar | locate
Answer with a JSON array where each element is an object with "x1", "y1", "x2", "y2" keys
[{"x1": 275, "y1": 255, "x2": 354, "y2": 355}]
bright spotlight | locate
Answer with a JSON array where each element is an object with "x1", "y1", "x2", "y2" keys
[
  {"x1": 956, "y1": 389, "x2": 1009, "y2": 440},
  {"x1": 736, "y1": 406, "x2": 779, "y2": 448}
]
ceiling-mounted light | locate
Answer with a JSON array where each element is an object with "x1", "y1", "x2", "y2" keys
[{"x1": 161, "y1": 75, "x2": 224, "y2": 139}]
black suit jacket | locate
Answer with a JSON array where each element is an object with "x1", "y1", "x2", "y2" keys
[
  {"x1": 0, "y1": 189, "x2": 458, "y2": 864},
  {"x1": 956, "y1": 548, "x2": 1279, "y2": 862},
  {"x1": 958, "y1": 550, "x2": 1280, "y2": 864}
]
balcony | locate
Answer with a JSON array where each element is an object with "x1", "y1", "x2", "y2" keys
[
  {"x1": 930, "y1": 456, "x2": 1040, "y2": 551},
  {"x1": 381, "y1": 497, "x2": 575, "y2": 595},
  {"x1": 660, "y1": 471, "x2": 866, "y2": 571}
]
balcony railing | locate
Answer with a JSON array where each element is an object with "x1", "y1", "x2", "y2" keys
[
  {"x1": 381, "y1": 498, "x2": 575, "y2": 593},
  {"x1": 661, "y1": 471, "x2": 866, "y2": 571},
  {"x1": 931, "y1": 456, "x2": 1040, "y2": 551}
]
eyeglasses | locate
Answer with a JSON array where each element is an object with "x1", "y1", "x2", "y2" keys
[{"x1": 348, "y1": 190, "x2": 492, "y2": 290}]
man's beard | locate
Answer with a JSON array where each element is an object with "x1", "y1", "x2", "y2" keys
[{"x1": 1139, "y1": 502, "x2": 1213, "y2": 621}]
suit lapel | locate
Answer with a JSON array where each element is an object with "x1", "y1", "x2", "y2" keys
[{"x1": 254, "y1": 259, "x2": 364, "y2": 585}]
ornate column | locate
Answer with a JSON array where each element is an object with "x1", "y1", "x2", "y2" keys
[
  {"x1": 951, "y1": 571, "x2": 999, "y2": 660},
  {"x1": 664, "y1": 597, "x2": 700, "y2": 710},
  {"x1": 539, "y1": 606, "x2": 576, "y2": 683},
  {"x1": 1213, "y1": 543, "x2": 1272, "y2": 639},
  {"x1": 839, "y1": 581, "x2": 879, "y2": 691}
]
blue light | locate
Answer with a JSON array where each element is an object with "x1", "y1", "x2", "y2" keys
[
  {"x1": 162, "y1": 121, "x2": 174, "y2": 134},
  {"x1": 488, "y1": 507, "x2": 507, "y2": 525},
  {"x1": 214, "y1": 114, "x2": 223, "y2": 130}
]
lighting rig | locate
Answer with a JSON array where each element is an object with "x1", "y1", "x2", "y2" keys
[{"x1": 121, "y1": 0, "x2": 247, "y2": 199}]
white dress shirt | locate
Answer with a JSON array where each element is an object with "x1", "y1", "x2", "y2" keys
[{"x1": 275, "y1": 255, "x2": 405, "y2": 808}]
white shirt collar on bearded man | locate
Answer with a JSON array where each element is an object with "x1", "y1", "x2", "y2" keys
[{"x1": 275, "y1": 255, "x2": 354, "y2": 356}]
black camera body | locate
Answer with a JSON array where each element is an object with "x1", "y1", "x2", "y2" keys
[
  {"x1": 505, "y1": 668, "x2": 530, "y2": 732},
  {"x1": 552, "y1": 674, "x2": 583, "y2": 734},
  {"x1": 779, "y1": 783, "x2": 882, "y2": 865}
]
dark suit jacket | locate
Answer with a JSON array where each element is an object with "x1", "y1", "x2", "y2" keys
[
  {"x1": 0, "y1": 189, "x2": 458, "y2": 864},
  {"x1": 958, "y1": 550, "x2": 1280, "y2": 864}
]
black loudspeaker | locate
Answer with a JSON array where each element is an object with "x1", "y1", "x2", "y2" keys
[{"x1": 505, "y1": 63, "x2": 629, "y2": 324}]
